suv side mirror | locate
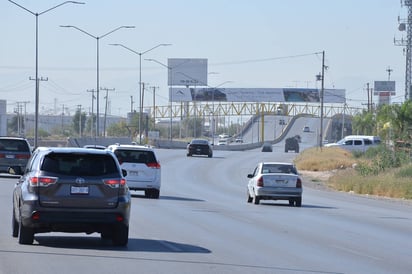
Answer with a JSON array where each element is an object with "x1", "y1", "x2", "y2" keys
[
  {"x1": 122, "y1": 169, "x2": 127, "y2": 177},
  {"x1": 8, "y1": 166, "x2": 23, "y2": 176}
]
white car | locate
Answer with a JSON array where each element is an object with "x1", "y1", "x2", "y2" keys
[
  {"x1": 247, "y1": 162, "x2": 302, "y2": 206},
  {"x1": 218, "y1": 139, "x2": 228, "y2": 145},
  {"x1": 107, "y1": 144, "x2": 161, "y2": 199}
]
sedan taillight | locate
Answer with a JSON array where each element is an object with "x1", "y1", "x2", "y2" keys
[
  {"x1": 296, "y1": 178, "x2": 302, "y2": 188},
  {"x1": 257, "y1": 176, "x2": 264, "y2": 187}
]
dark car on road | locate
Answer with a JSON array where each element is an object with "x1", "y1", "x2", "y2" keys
[
  {"x1": 261, "y1": 142, "x2": 273, "y2": 152},
  {"x1": 10, "y1": 147, "x2": 131, "y2": 246},
  {"x1": 187, "y1": 139, "x2": 213, "y2": 158},
  {"x1": 285, "y1": 136, "x2": 300, "y2": 153},
  {"x1": 0, "y1": 137, "x2": 31, "y2": 173}
]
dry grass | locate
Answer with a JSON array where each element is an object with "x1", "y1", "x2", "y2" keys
[
  {"x1": 295, "y1": 147, "x2": 412, "y2": 200},
  {"x1": 294, "y1": 147, "x2": 357, "y2": 171}
]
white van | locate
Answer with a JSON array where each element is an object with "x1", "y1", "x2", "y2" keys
[{"x1": 324, "y1": 135, "x2": 381, "y2": 152}]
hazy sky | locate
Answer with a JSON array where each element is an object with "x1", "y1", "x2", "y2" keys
[{"x1": 0, "y1": 0, "x2": 407, "y2": 116}]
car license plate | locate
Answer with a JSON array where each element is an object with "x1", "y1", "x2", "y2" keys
[
  {"x1": 5, "y1": 155, "x2": 15, "y2": 159},
  {"x1": 129, "y1": 171, "x2": 138, "y2": 176},
  {"x1": 71, "y1": 186, "x2": 89, "y2": 195},
  {"x1": 276, "y1": 180, "x2": 287, "y2": 184}
]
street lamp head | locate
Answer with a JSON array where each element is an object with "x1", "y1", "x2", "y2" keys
[
  {"x1": 68, "y1": 1, "x2": 86, "y2": 4},
  {"x1": 122, "y1": 26, "x2": 136, "y2": 29}
]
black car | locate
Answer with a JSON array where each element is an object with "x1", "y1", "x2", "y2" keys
[
  {"x1": 10, "y1": 147, "x2": 131, "y2": 246},
  {"x1": 285, "y1": 136, "x2": 300, "y2": 153},
  {"x1": 261, "y1": 142, "x2": 273, "y2": 152},
  {"x1": 187, "y1": 139, "x2": 213, "y2": 158}
]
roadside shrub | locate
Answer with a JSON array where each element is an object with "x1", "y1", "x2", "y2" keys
[
  {"x1": 395, "y1": 164, "x2": 412, "y2": 178},
  {"x1": 355, "y1": 146, "x2": 410, "y2": 176}
]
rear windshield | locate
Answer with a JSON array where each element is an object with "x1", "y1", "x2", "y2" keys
[
  {"x1": 114, "y1": 149, "x2": 157, "y2": 164},
  {"x1": 191, "y1": 139, "x2": 209, "y2": 145},
  {"x1": 0, "y1": 139, "x2": 30, "y2": 152},
  {"x1": 261, "y1": 164, "x2": 297, "y2": 175},
  {"x1": 41, "y1": 153, "x2": 118, "y2": 176}
]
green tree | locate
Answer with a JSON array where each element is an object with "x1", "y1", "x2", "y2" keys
[
  {"x1": 7, "y1": 115, "x2": 25, "y2": 136},
  {"x1": 72, "y1": 109, "x2": 87, "y2": 136},
  {"x1": 352, "y1": 110, "x2": 376, "y2": 136},
  {"x1": 107, "y1": 120, "x2": 130, "y2": 137}
]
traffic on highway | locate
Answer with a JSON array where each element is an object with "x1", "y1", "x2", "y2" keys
[{"x1": 1, "y1": 142, "x2": 411, "y2": 274}]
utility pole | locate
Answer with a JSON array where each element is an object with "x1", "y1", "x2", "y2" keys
[
  {"x1": 100, "y1": 87, "x2": 115, "y2": 137},
  {"x1": 387, "y1": 66, "x2": 393, "y2": 81},
  {"x1": 17, "y1": 101, "x2": 30, "y2": 136},
  {"x1": 130, "y1": 96, "x2": 134, "y2": 113},
  {"x1": 77, "y1": 104, "x2": 82, "y2": 137},
  {"x1": 150, "y1": 86, "x2": 159, "y2": 130},
  {"x1": 29, "y1": 76, "x2": 47, "y2": 146},
  {"x1": 87, "y1": 89, "x2": 96, "y2": 138},
  {"x1": 139, "y1": 82, "x2": 147, "y2": 142},
  {"x1": 317, "y1": 51, "x2": 325, "y2": 148}
]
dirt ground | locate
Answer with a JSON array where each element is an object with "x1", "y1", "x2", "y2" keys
[{"x1": 299, "y1": 170, "x2": 335, "y2": 190}]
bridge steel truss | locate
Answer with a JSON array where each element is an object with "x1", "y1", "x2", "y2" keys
[{"x1": 149, "y1": 102, "x2": 362, "y2": 120}]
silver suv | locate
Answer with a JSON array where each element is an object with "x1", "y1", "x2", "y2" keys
[
  {"x1": 10, "y1": 147, "x2": 131, "y2": 246},
  {"x1": 107, "y1": 144, "x2": 161, "y2": 199}
]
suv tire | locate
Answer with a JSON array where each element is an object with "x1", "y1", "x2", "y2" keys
[
  {"x1": 19, "y1": 221, "x2": 34, "y2": 245},
  {"x1": 12, "y1": 210, "x2": 19, "y2": 238},
  {"x1": 112, "y1": 224, "x2": 129, "y2": 246}
]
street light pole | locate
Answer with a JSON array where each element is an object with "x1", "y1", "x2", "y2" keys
[
  {"x1": 8, "y1": 0, "x2": 85, "y2": 148},
  {"x1": 60, "y1": 25, "x2": 135, "y2": 137},
  {"x1": 109, "y1": 43, "x2": 171, "y2": 143},
  {"x1": 316, "y1": 50, "x2": 326, "y2": 148},
  {"x1": 145, "y1": 58, "x2": 174, "y2": 141}
]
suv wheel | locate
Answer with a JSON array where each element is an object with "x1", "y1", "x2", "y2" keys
[
  {"x1": 145, "y1": 189, "x2": 160, "y2": 199},
  {"x1": 19, "y1": 221, "x2": 34, "y2": 245},
  {"x1": 112, "y1": 224, "x2": 129, "y2": 246},
  {"x1": 152, "y1": 189, "x2": 160, "y2": 199},
  {"x1": 12, "y1": 209, "x2": 19, "y2": 238}
]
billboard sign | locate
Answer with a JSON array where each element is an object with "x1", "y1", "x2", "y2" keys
[
  {"x1": 374, "y1": 81, "x2": 396, "y2": 95},
  {"x1": 169, "y1": 87, "x2": 346, "y2": 103},
  {"x1": 168, "y1": 58, "x2": 208, "y2": 86}
]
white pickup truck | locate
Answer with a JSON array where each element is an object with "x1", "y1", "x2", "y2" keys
[{"x1": 324, "y1": 135, "x2": 381, "y2": 152}]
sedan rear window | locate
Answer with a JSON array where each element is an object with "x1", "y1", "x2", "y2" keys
[
  {"x1": 41, "y1": 153, "x2": 118, "y2": 176},
  {"x1": 261, "y1": 164, "x2": 297, "y2": 175}
]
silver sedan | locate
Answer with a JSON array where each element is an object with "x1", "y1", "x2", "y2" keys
[{"x1": 247, "y1": 162, "x2": 303, "y2": 206}]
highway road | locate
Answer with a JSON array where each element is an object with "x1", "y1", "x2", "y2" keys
[{"x1": 0, "y1": 144, "x2": 411, "y2": 274}]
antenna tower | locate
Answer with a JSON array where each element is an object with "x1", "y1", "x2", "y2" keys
[{"x1": 395, "y1": 0, "x2": 412, "y2": 100}]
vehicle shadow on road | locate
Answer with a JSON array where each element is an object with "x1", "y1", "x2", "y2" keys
[
  {"x1": 130, "y1": 194, "x2": 205, "y2": 202},
  {"x1": 34, "y1": 236, "x2": 211, "y2": 253},
  {"x1": 258, "y1": 202, "x2": 336, "y2": 209}
]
